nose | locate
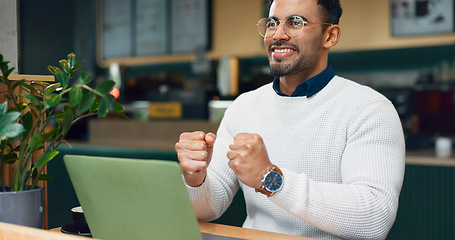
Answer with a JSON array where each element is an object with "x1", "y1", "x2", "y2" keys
[{"x1": 273, "y1": 23, "x2": 290, "y2": 41}]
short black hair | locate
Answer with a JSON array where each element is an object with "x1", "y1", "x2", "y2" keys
[
  {"x1": 317, "y1": 0, "x2": 342, "y2": 24},
  {"x1": 268, "y1": 0, "x2": 343, "y2": 24}
]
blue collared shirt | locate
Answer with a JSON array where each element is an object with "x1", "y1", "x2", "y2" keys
[{"x1": 272, "y1": 65, "x2": 335, "y2": 97}]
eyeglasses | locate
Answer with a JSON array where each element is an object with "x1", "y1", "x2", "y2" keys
[{"x1": 257, "y1": 16, "x2": 333, "y2": 38}]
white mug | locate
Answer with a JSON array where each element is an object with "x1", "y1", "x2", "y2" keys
[{"x1": 435, "y1": 137, "x2": 452, "y2": 158}]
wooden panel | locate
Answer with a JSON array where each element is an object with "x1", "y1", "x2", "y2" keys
[{"x1": 88, "y1": 119, "x2": 219, "y2": 150}]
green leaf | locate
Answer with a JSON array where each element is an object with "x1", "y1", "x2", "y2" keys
[
  {"x1": 29, "y1": 131, "x2": 44, "y2": 150},
  {"x1": 69, "y1": 86, "x2": 83, "y2": 106},
  {"x1": 88, "y1": 97, "x2": 100, "y2": 113},
  {"x1": 61, "y1": 107, "x2": 75, "y2": 137},
  {"x1": 113, "y1": 101, "x2": 124, "y2": 112},
  {"x1": 2, "y1": 66, "x2": 14, "y2": 77},
  {"x1": 116, "y1": 111, "x2": 130, "y2": 120},
  {"x1": 21, "y1": 94, "x2": 43, "y2": 107},
  {"x1": 59, "y1": 59, "x2": 69, "y2": 73},
  {"x1": 21, "y1": 111, "x2": 33, "y2": 136},
  {"x1": 0, "y1": 101, "x2": 7, "y2": 114},
  {"x1": 33, "y1": 150, "x2": 59, "y2": 168},
  {"x1": 2, "y1": 152, "x2": 18, "y2": 164},
  {"x1": 79, "y1": 71, "x2": 92, "y2": 84},
  {"x1": 104, "y1": 94, "x2": 121, "y2": 111},
  {"x1": 97, "y1": 95, "x2": 111, "y2": 118},
  {"x1": 12, "y1": 79, "x2": 25, "y2": 90},
  {"x1": 38, "y1": 174, "x2": 52, "y2": 181},
  {"x1": 79, "y1": 92, "x2": 96, "y2": 112},
  {"x1": 43, "y1": 127, "x2": 59, "y2": 141},
  {"x1": 44, "y1": 83, "x2": 61, "y2": 95},
  {"x1": 0, "y1": 103, "x2": 25, "y2": 140},
  {"x1": 0, "y1": 122, "x2": 24, "y2": 140},
  {"x1": 48, "y1": 66, "x2": 69, "y2": 89},
  {"x1": 52, "y1": 111, "x2": 65, "y2": 120},
  {"x1": 67, "y1": 53, "x2": 76, "y2": 69},
  {"x1": 68, "y1": 63, "x2": 83, "y2": 74},
  {"x1": 44, "y1": 93, "x2": 62, "y2": 108},
  {"x1": 22, "y1": 83, "x2": 40, "y2": 94},
  {"x1": 95, "y1": 80, "x2": 115, "y2": 95},
  {"x1": 32, "y1": 81, "x2": 51, "y2": 89}
]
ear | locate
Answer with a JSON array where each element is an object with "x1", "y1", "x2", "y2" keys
[{"x1": 323, "y1": 25, "x2": 341, "y2": 49}]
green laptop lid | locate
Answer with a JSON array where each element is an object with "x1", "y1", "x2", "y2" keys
[{"x1": 64, "y1": 155, "x2": 202, "y2": 240}]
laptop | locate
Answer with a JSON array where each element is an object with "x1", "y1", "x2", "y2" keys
[{"x1": 64, "y1": 155, "x2": 243, "y2": 240}]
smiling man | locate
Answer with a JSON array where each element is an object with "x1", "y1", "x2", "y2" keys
[{"x1": 175, "y1": 0, "x2": 405, "y2": 239}]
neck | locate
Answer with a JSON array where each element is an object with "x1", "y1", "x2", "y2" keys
[{"x1": 278, "y1": 60, "x2": 328, "y2": 95}]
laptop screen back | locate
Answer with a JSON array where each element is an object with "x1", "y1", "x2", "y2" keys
[{"x1": 64, "y1": 155, "x2": 203, "y2": 240}]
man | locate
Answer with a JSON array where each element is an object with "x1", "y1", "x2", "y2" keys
[{"x1": 175, "y1": 0, "x2": 405, "y2": 239}]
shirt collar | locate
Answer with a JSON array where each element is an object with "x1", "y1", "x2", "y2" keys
[{"x1": 272, "y1": 65, "x2": 335, "y2": 97}]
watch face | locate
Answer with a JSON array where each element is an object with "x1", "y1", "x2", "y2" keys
[{"x1": 264, "y1": 171, "x2": 283, "y2": 192}]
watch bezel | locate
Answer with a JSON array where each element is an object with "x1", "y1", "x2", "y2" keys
[
  {"x1": 263, "y1": 170, "x2": 283, "y2": 192},
  {"x1": 255, "y1": 165, "x2": 283, "y2": 196}
]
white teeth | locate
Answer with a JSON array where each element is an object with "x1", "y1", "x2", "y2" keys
[{"x1": 274, "y1": 49, "x2": 294, "y2": 53}]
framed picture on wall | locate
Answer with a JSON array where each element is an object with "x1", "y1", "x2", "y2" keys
[
  {"x1": 391, "y1": 0, "x2": 454, "y2": 36},
  {"x1": 170, "y1": 0, "x2": 210, "y2": 54}
]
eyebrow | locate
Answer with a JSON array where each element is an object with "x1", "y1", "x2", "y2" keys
[{"x1": 269, "y1": 14, "x2": 310, "y2": 22}]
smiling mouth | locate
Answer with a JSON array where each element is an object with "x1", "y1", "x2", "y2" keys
[{"x1": 273, "y1": 48, "x2": 296, "y2": 53}]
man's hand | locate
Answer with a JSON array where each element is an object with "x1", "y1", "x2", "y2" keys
[
  {"x1": 175, "y1": 131, "x2": 216, "y2": 187},
  {"x1": 227, "y1": 133, "x2": 273, "y2": 189}
]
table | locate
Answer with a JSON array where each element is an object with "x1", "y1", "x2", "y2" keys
[
  {"x1": 199, "y1": 222, "x2": 318, "y2": 240},
  {"x1": 0, "y1": 221, "x2": 318, "y2": 240}
]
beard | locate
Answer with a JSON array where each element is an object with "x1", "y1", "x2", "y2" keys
[
  {"x1": 269, "y1": 55, "x2": 314, "y2": 77},
  {"x1": 267, "y1": 41, "x2": 319, "y2": 77},
  {"x1": 267, "y1": 41, "x2": 303, "y2": 77},
  {"x1": 269, "y1": 59, "x2": 301, "y2": 77}
]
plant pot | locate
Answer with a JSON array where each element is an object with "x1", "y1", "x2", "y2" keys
[{"x1": 0, "y1": 186, "x2": 43, "y2": 228}]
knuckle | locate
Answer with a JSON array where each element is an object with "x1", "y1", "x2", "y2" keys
[
  {"x1": 194, "y1": 131, "x2": 206, "y2": 139},
  {"x1": 200, "y1": 151, "x2": 208, "y2": 160},
  {"x1": 179, "y1": 132, "x2": 189, "y2": 140},
  {"x1": 198, "y1": 141, "x2": 207, "y2": 149},
  {"x1": 175, "y1": 142, "x2": 183, "y2": 151},
  {"x1": 239, "y1": 151, "x2": 248, "y2": 159},
  {"x1": 244, "y1": 143, "x2": 253, "y2": 151},
  {"x1": 251, "y1": 133, "x2": 262, "y2": 142},
  {"x1": 179, "y1": 158, "x2": 190, "y2": 169}
]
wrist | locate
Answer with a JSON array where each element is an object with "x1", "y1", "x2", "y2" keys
[{"x1": 185, "y1": 174, "x2": 207, "y2": 188}]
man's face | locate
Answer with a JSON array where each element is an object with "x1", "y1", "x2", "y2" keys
[{"x1": 265, "y1": 0, "x2": 326, "y2": 77}]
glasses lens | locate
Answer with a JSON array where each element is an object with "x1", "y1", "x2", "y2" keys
[
  {"x1": 257, "y1": 18, "x2": 275, "y2": 38},
  {"x1": 284, "y1": 16, "x2": 305, "y2": 37}
]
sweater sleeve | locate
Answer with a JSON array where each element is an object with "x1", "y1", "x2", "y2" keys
[{"x1": 269, "y1": 99, "x2": 405, "y2": 240}]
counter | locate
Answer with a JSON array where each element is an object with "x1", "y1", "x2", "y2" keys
[{"x1": 406, "y1": 150, "x2": 455, "y2": 167}]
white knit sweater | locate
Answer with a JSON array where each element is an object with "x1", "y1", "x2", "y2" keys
[{"x1": 187, "y1": 76, "x2": 405, "y2": 240}]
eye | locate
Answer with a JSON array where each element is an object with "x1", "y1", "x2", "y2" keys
[
  {"x1": 287, "y1": 17, "x2": 304, "y2": 28},
  {"x1": 266, "y1": 19, "x2": 278, "y2": 29}
]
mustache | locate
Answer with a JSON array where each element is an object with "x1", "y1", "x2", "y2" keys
[{"x1": 268, "y1": 41, "x2": 299, "y2": 52}]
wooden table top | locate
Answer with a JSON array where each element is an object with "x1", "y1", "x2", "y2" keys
[
  {"x1": 199, "y1": 222, "x2": 317, "y2": 240},
  {"x1": 0, "y1": 220, "x2": 318, "y2": 240}
]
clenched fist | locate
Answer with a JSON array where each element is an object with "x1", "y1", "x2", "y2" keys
[
  {"x1": 227, "y1": 133, "x2": 273, "y2": 189},
  {"x1": 175, "y1": 131, "x2": 216, "y2": 187}
]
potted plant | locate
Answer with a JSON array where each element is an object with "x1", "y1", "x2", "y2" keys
[{"x1": 0, "y1": 52, "x2": 127, "y2": 228}]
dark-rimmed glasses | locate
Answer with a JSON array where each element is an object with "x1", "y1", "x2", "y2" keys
[{"x1": 257, "y1": 16, "x2": 333, "y2": 38}]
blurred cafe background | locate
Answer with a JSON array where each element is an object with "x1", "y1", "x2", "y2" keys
[{"x1": 2, "y1": 0, "x2": 455, "y2": 239}]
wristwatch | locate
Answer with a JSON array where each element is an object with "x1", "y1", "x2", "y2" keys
[{"x1": 255, "y1": 165, "x2": 283, "y2": 197}]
